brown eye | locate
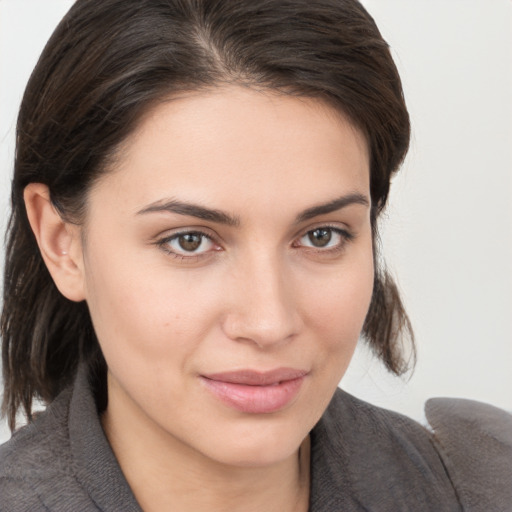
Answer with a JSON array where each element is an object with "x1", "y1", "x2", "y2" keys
[
  {"x1": 307, "y1": 228, "x2": 332, "y2": 247},
  {"x1": 178, "y1": 233, "x2": 202, "y2": 251},
  {"x1": 162, "y1": 231, "x2": 216, "y2": 255},
  {"x1": 296, "y1": 226, "x2": 352, "y2": 251}
]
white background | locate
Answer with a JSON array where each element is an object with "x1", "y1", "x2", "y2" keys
[{"x1": 1, "y1": 0, "x2": 511, "y2": 442}]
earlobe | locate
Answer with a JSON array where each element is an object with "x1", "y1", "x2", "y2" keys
[{"x1": 24, "y1": 183, "x2": 86, "y2": 302}]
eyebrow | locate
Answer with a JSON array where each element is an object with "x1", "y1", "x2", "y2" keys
[
  {"x1": 295, "y1": 192, "x2": 370, "y2": 223},
  {"x1": 137, "y1": 192, "x2": 369, "y2": 227},
  {"x1": 137, "y1": 199, "x2": 241, "y2": 227}
]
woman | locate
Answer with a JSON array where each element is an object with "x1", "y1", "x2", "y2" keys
[{"x1": 1, "y1": 0, "x2": 511, "y2": 510}]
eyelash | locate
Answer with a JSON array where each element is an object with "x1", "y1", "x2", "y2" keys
[
  {"x1": 157, "y1": 231, "x2": 219, "y2": 261},
  {"x1": 293, "y1": 225, "x2": 354, "y2": 255},
  {"x1": 156, "y1": 225, "x2": 355, "y2": 261}
]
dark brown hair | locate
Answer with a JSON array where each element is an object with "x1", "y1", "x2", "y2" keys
[{"x1": 2, "y1": 0, "x2": 413, "y2": 430}]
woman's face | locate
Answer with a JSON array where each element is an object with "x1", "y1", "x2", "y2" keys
[{"x1": 80, "y1": 86, "x2": 373, "y2": 467}]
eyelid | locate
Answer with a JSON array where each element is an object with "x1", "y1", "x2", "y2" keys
[
  {"x1": 293, "y1": 222, "x2": 354, "y2": 241},
  {"x1": 156, "y1": 227, "x2": 223, "y2": 259},
  {"x1": 292, "y1": 224, "x2": 355, "y2": 253}
]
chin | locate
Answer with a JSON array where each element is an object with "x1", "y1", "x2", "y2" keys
[
  {"x1": 201, "y1": 417, "x2": 308, "y2": 469},
  {"x1": 213, "y1": 442, "x2": 303, "y2": 469}
]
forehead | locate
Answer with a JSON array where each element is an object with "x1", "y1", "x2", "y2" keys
[{"x1": 92, "y1": 86, "x2": 370, "y2": 217}]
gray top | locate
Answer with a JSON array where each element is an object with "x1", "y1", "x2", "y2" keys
[{"x1": 1, "y1": 365, "x2": 511, "y2": 511}]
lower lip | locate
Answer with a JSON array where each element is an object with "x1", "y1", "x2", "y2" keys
[{"x1": 200, "y1": 376, "x2": 305, "y2": 414}]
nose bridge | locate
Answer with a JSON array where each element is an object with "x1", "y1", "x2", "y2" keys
[{"x1": 223, "y1": 248, "x2": 300, "y2": 348}]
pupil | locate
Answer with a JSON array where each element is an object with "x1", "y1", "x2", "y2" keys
[
  {"x1": 309, "y1": 228, "x2": 331, "y2": 247},
  {"x1": 178, "y1": 233, "x2": 202, "y2": 251}
]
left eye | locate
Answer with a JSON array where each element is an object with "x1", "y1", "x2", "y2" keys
[
  {"x1": 164, "y1": 232, "x2": 215, "y2": 255},
  {"x1": 297, "y1": 227, "x2": 346, "y2": 249}
]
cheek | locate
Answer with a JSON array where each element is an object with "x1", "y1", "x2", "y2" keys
[
  {"x1": 303, "y1": 248, "x2": 374, "y2": 344},
  {"x1": 83, "y1": 248, "x2": 222, "y2": 362}
]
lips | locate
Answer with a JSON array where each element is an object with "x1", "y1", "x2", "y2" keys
[{"x1": 200, "y1": 368, "x2": 307, "y2": 414}]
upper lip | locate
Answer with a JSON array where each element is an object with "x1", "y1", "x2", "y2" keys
[{"x1": 202, "y1": 368, "x2": 308, "y2": 386}]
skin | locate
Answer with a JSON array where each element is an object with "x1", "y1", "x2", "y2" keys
[{"x1": 25, "y1": 86, "x2": 374, "y2": 512}]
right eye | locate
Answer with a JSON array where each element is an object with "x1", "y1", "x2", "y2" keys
[{"x1": 159, "y1": 231, "x2": 218, "y2": 257}]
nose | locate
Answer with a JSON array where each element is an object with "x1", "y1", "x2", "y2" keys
[{"x1": 221, "y1": 252, "x2": 302, "y2": 349}]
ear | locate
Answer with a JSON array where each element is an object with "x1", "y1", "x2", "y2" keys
[{"x1": 24, "y1": 183, "x2": 86, "y2": 302}]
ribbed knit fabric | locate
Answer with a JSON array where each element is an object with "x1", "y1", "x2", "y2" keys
[{"x1": 1, "y1": 365, "x2": 510, "y2": 511}]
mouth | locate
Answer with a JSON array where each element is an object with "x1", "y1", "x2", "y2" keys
[{"x1": 200, "y1": 368, "x2": 308, "y2": 414}]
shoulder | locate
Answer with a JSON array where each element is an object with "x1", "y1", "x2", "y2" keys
[
  {"x1": 310, "y1": 389, "x2": 461, "y2": 511},
  {"x1": 0, "y1": 387, "x2": 93, "y2": 511},
  {"x1": 312, "y1": 390, "x2": 511, "y2": 512},
  {"x1": 320, "y1": 388, "x2": 438, "y2": 456},
  {"x1": 425, "y1": 397, "x2": 512, "y2": 511},
  {"x1": 0, "y1": 387, "x2": 72, "y2": 479}
]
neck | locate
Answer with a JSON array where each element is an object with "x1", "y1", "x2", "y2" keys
[{"x1": 101, "y1": 383, "x2": 311, "y2": 512}]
